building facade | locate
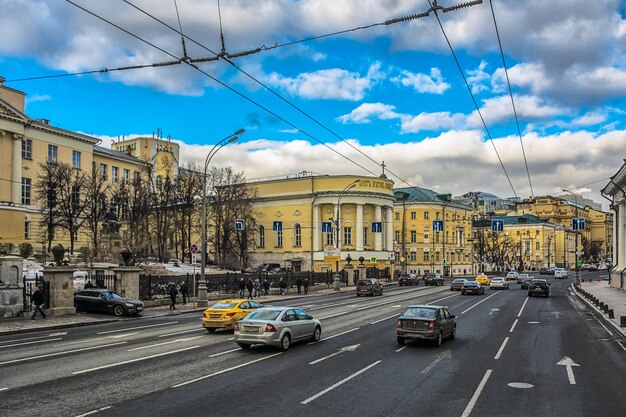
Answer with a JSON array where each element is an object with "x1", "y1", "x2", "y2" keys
[{"x1": 601, "y1": 165, "x2": 626, "y2": 290}]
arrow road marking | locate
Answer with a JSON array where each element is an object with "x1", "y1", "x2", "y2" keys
[
  {"x1": 421, "y1": 350, "x2": 452, "y2": 374},
  {"x1": 309, "y1": 344, "x2": 360, "y2": 365},
  {"x1": 551, "y1": 311, "x2": 561, "y2": 319},
  {"x1": 557, "y1": 356, "x2": 580, "y2": 385},
  {"x1": 489, "y1": 308, "x2": 500, "y2": 315},
  {"x1": 301, "y1": 360, "x2": 381, "y2": 405}
]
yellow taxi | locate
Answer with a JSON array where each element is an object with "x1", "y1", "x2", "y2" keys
[
  {"x1": 474, "y1": 273, "x2": 491, "y2": 286},
  {"x1": 202, "y1": 299, "x2": 263, "y2": 333}
]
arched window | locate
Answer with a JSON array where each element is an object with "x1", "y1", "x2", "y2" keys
[
  {"x1": 294, "y1": 224, "x2": 302, "y2": 247},
  {"x1": 258, "y1": 225, "x2": 265, "y2": 248}
]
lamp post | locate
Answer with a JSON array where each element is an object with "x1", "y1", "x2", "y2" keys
[
  {"x1": 197, "y1": 128, "x2": 244, "y2": 307},
  {"x1": 332, "y1": 179, "x2": 360, "y2": 291}
]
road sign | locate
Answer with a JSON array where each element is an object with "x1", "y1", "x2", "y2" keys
[
  {"x1": 372, "y1": 222, "x2": 383, "y2": 233},
  {"x1": 235, "y1": 219, "x2": 245, "y2": 231},
  {"x1": 400, "y1": 257, "x2": 405, "y2": 263},
  {"x1": 432, "y1": 220, "x2": 444, "y2": 232},
  {"x1": 323, "y1": 247, "x2": 340, "y2": 262},
  {"x1": 189, "y1": 244, "x2": 198, "y2": 254},
  {"x1": 491, "y1": 220, "x2": 504, "y2": 232},
  {"x1": 577, "y1": 244, "x2": 583, "y2": 251},
  {"x1": 370, "y1": 257, "x2": 377, "y2": 264},
  {"x1": 273, "y1": 221, "x2": 282, "y2": 232},
  {"x1": 322, "y1": 222, "x2": 333, "y2": 233},
  {"x1": 572, "y1": 218, "x2": 585, "y2": 231}
]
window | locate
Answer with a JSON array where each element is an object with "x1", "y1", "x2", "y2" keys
[
  {"x1": 410, "y1": 211, "x2": 416, "y2": 219},
  {"x1": 134, "y1": 171, "x2": 141, "y2": 184},
  {"x1": 99, "y1": 164, "x2": 107, "y2": 180},
  {"x1": 536, "y1": 241, "x2": 540, "y2": 250},
  {"x1": 156, "y1": 175, "x2": 162, "y2": 189},
  {"x1": 294, "y1": 224, "x2": 302, "y2": 247},
  {"x1": 436, "y1": 252, "x2": 440, "y2": 261},
  {"x1": 25, "y1": 221, "x2": 31, "y2": 239},
  {"x1": 395, "y1": 212, "x2": 400, "y2": 220},
  {"x1": 410, "y1": 252, "x2": 416, "y2": 261},
  {"x1": 343, "y1": 226, "x2": 352, "y2": 246},
  {"x1": 258, "y1": 226, "x2": 265, "y2": 248},
  {"x1": 363, "y1": 227, "x2": 369, "y2": 246},
  {"x1": 424, "y1": 251, "x2": 430, "y2": 261},
  {"x1": 424, "y1": 211, "x2": 429, "y2": 220},
  {"x1": 71, "y1": 186, "x2": 80, "y2": 209},
  {"x1": 123, "y1": 169, "x2": 130, "y2": 184},
  {"x1": 275, "y1": 229, "x2": 283, "y2": 247},
  {"x1": 47, "y1": 144, "x2": 58, "y2": 162},
  {"x1": 411, "y1": 230, "x2": 417, "y2": 243},
  {"x1": 394, "y1": 230, "x2": 400, "y2": 243},
  {"x1": 21, "y1": 178, "x2": 31, "y2": 205},
  {"x1": 435, "y1": 232, "x2": 440, "y2": 243},
  {"x1": 326, "y1": 229, "x2": 334, "y2": 246},
  {"x1": 112, "y1": 166, "x2": 119, "y2": 182},
  {"x1": 22, "y1": 139, "x2": 32, "y2": 159},
  {"x1": 436, "y1": 212, "x2": 440, "y2": 220},
  {"x1": 72, "y1": 150, "x2": 81, "y2": 169}
]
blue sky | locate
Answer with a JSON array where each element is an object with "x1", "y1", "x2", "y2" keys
[{"x1": 2, "y1": 0, "x2": 626, "y2": 207}]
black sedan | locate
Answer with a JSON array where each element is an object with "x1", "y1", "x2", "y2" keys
[
  {"x1": 396, "y1": 305, "x2": 456, "y2": 347},
  {"x1": 461, "y1": 281, "x2": 485, "y2": 295},
  {"x1": 74, "y1": 289, "x2": 144, "y2": 316},
  {"x1": 398, "y1": 274, "x2": 418, "y2": 286},
  {"x1": 424, "y1": 273, "x2": 444, "y2": 286}
]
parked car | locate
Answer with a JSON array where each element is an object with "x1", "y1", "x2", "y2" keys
[
  {"x1": 450, "y1": 278, "x2": 467, "y2": 291},
  {"x1": 505, "y1": 271, "x2": 519, "y2": 281},
  {"x1": 489, "y1": 277, "x2": 509, "y2": 290},
  {"x1": 356, "y1": 278, "x2": 383, "y2": 296},
  {"x1": 475, "y1": 273, "x2": 491, "y2": 286},
  {"x1": 396, "y1": 305, "x2": 456, "y2": 347},
  {"x1": 461, "y1": 281, "x2": 485, "y2": 295},
  {"x1": 74, "y1": 289, "x2": 143, "y2": 316},
  {"x1": 202, "y1": 299, "x2": 263, "y2": 333},
  {"x1": 398, "y1": 274, "x2": 418, "y2": 286},
  {"x1": 258, "y1": 263, "x2": 281, "y2": 273},
  {"x1": 554, "y1": 268, "x2": 568, "y2": 279},
  {"x1": 528, "y1": 279, "x2": 550, "y2": 297},
  {"x1": 520, "y1": 276, "x2": 534, "y2": 289},
  {"x1": 233, "y1": 306, "x2": 321, "y2": 351},
  {"x1": 424, "y1": 273, "x2": 444, "y2": 286}
]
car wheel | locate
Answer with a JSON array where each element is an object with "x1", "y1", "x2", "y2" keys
[
  {"x1": 356, "y1": 293, "x2": 361, "y2": 297},
  {"x1": 310, "y1": 326, "x2": 322, "y2": 342},
  {"x1": 434, "y1": 331, "x2": 443, "y2": 347},
  {"x1": 74, "y1": 302, "x2": 80, "y2": 312},
  {"x1": 450, "y1": 326, "x2": 456, "y2": 339},
  {"x1": 113, "y1": 305, "x2": 125, "y2": 316},
  {"x1": 528, "y1": 293, "x2": 532, "y2": 297},
  {"x1": 397, "y1": 336, "x2": 405, "y2": 346},
  {"x1": 238, "y1": 343, "x2": 251, "y2": 350},
  {"x1": 280, "y1": 334, "x2": 291, "y2": 351},
  {"x1": 206, "y1": 328, "x2": 216, "y2": 333}
]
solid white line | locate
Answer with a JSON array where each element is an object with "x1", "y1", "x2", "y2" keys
[
  {"x1": 0, "y1": 338, "x2": 62, "y2": 349},
  {"x1": 97, "y1": 322, "x2": 178, "y2": 334},
  {"x1": 494, "y1": 337, "x2": 509, "y2": 360},
  {"x1": 308, "y1": 327, "x2": 359, "y2": 345},
  {"x1": 517, "y1": 297, "x2": 529, "y2": 318},
  {"x1": 55, "y1": 333, "x2": 139, "y2": 347},
  {"x1": 460, "y1": 369, "x2": 492, "y2": 417},
  {"x1": 172, "y1": 352, "x2": 282, "y2": 387},
  {"x1": 309, "y1": 350, "x2": 343, "y2": 365},
  {"x1": 209, "y1": 348, "x2": 241, "y2": 357},
  {"x1": 127, "y1": 336, "x2": 203, "y2": 351},
  {"x1": 421, "y1": 356, "x2": 444, "y2": 374},
  {"x1": 370, "y1": 313, "x2": 401, "y2": 325},
  {"x1": 0, "y1": 334, "x2": 59, "y2": 345},
  {"x1": 74, "y1": 406, "x2": 112, "y2": 417},
  {"x1": 0, "y1": 342, "x2": 127, "y2": 366},
  {"x1": 318, "y1": 311, "x2": 350, "y2": 320},
  {"x1": 73, "y1": 345, "x2": 200, "y2": 374},
  {"x1": 0, "y1": 388, "x2": 8, "y2": 392},
  {"x1": 300, "y1": 360, "x2": 381, "y2": 405},
  {"x1": 615, "y1": 341, "x2": 626, "y2": 352},
  {"x1": 158, "y1": 328, "x2": 204, "y2": 338},
  {"x1": 509, "y1": 319, "x2": 519, "y2": 333},
  {"x1": 592, "y1": 316, "x2": 614, "y2": 337},
  {"x1": 395, "y1": 346, "x2": 408, "y2": 353},
  {"x1": 461, "y1": 292, "x2": 500, "y2": 315}
]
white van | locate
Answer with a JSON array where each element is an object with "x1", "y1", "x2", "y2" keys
[{"x1": 554, "y1": 268, "x2": 568, "y2": 279}]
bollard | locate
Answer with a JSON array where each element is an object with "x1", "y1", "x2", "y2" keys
[
  {"x1": 608, "y1": 309, "x2": 615, "y2": 319},
  {"x1": 597, "y1": 275, "x2": 601, "y2": 282},
  {"x1": 602, "y1": 305, "x2": 609, "y2": 313},
  {"x1": 620, "y1": 316, "x2": 626, "y2": 327}
]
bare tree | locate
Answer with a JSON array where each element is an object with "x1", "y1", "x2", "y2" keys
[
  {"x1": 172, "y1": 163, "x2": 202, "y2": 263},
  {"x1": 472, "y1": 228, "x2": 517, "y2": 272},
  {"x1": 83, "y1": 169, "x2": 110, "y2": 259},
  {"x1": 34, "y1": 162, "x2": 62, "y2": 252},
  {"x1": 115, "y1": 170, "x2": 151, "y2": 261}
]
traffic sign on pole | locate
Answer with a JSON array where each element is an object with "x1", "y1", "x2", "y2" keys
[
  {"x1": 235, "y1": 219, "x2": 245, "y2": 231},
  {"x1": 432, "y1": 220, "x2": 444, "y2": 232},
  {"x1": 491, "y1": 220, "x2": 504, "y2": 232},
  {"x1": 572, "y1": 218, "x2": 585, "y2": 231},
  {"x1": 189, "y1": 244, "x2": 198, "y2": 254},
  {"x1": 372, "y1": 222, "x2": 383, "y2": 233}
]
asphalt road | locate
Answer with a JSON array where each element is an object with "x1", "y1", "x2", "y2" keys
[{"x1": 1, "y1": 272, "x2": 624, "y2": 417}]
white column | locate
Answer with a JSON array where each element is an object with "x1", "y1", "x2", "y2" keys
[
  {"x1": 356, "y1": 204, "x2": 364, "y2": 251},
  {"x1": 12, "y1": 134, "x2": 22, "y2": 204},
  {"x1": 374, "y1": 205, "x2": 382, "y2": 251},
  {"x1": 620, "y1": 200, "x2": 626, "y2": 269},
  {"x1": 335, "y1": 203, "x2": 341, "y2": 250},
  {"x1": 385, "y1": 207, "x2": 394, "y2": 251},
  {"x1": 313, "y1": 204, "x2": 320, "y2": 252}
]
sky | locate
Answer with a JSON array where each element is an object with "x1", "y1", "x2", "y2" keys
[{"x1": 1, "y1": 0, "x2": 626, "y2": 210}]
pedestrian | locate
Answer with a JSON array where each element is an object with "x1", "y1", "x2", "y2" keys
[
  {"x1": 296, "y1": 277, "x2": 303, "y2": 295},
  {"x1": 169, "y1": 284, "x2": 178, "y2": 310},
  {"x1": 263, "y1": 279, "x2": 270, "y2": 296},
  {"x1": 238, "y1": 278, "x2": 246, "y2": 298},
  {"x1": 303, "y1": 278, "x2": 309, "y2": 295},
  {"x1": 246, "y1": 279, "x2": 254, "y2": 299},
  {"x1": 279, "y1": 278, "x2": 287, "y2": 295},
  {"x1": 31, "y1": 286, "x2": 46, "y2": 319},
  {"x1": 253, "y1": 278, "x2": 261, "y2": 297},
  {"x1": 84, "y1": 280, "x2": 94, "y2": 289},
  {"x1": 180, "y1": 281, "x2": 188, "y2": 305}
]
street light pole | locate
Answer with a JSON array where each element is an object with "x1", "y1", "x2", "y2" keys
[
  {"x1": 197, "y1": 129, "x2": 244, "y2": 307},
  {"x1": 562, "y1": 188, "x2": 581, "y2": 285},
  {"x1": 333, "y1": 180, "x2": 359, "y2": 291}
]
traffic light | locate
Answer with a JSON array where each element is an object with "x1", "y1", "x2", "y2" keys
[
  {"x1": 577, "y1": 259, "x2": 583, "y2": 266},
  {"x1": 442, "y1": 259, "x2": 446, "y2": 267}
]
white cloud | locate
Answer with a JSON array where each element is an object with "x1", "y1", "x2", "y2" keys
[
  {"x1": 401, "y1": 112, "x2": 466, "y2": 133},
  {"x1": 393, "y1": 68, "x2": 450, "y2": 94},
  {"x1": 337, "y1": 102, "x2": 400, "y2": 124},
  {"x1": 466, "y1": 61, "x2": 491, "y2": 94},
  {"x1": 25, "y1": 94, "x2": 51, "y2": 104}
]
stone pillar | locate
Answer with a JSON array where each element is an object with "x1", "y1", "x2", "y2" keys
[
  {"x1": 313, "y1": 204, "x2": 320, "y2": 252},
  {"x1": 43, "y1": 267, "x2": 76, "y2": 316},
  {"x1": 385, "y1": 206, "x2": 394, "y2": 251},
  {"x1": 0, "y1": 256, "x2": 24, "y2": 318},
  {"x1": 112, "y1": 267, "x2": 142, "y2": 300},
  {"x1": 374, "y1": 205, "x2": 382, "y2": 251},
  {"x1": 357, "y1": 264, "x2": 367, "y2": 282},
  {"x1": 356, "y1": 204, "x2": 364, "y2": 251},
  {"x1": 12, "y1": 134, "x2": 23, "y2": 204}
]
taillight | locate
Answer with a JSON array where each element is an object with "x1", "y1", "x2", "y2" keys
[
  {"x1": 428, "y1": 321, "x2": 435, "y2": 330},
  {"x1": 203, "y1": 312, "x2": 208, "y2": 318},
  {"x1": 225, "y1": 312, "x2": 236, "y2": 318},
  {"x1": 234, "y1": 322, "x2": 239, "y2": 331},
  {"x1": 265, "y1": 323, "x2": 277, "y2": 332},
  {"x1": 396, "y1": 319, "x2": 402, "y2": 328}
]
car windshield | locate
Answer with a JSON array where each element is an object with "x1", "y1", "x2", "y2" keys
[
  {"x1": 246, "y1": 309, "x2": 282, "y2": 321},
  {"x1": 358, "y1": 280, "x2": 372, "y2": 286},
  {"x1": 211, "y1": 302, "x2": 238, "y2": 309},
  {"x1": 465, "y1": 282, "x2": 478, "y2": 286},
  {"x1": 492, "y1": 278, "x2": 503, "y2": 282},
  {"x1": 453, "y1": 279, "x2": 466, "y2": 283},
  {"x1": 104, "y1": 291, "x2": 124, "y2": 300},
  {"x1": 402, "y1": 307, "x2": 437, "y2": 319}
]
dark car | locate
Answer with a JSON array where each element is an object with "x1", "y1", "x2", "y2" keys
[
  {"x1": 424, "y1": 273, "x2": 444, "y2": 286},
  {"x1": 74, "y1": 289, "x2": 143, "y2": 316},
  {"x1": 356, "y1": 278, "x2": 383, "y2": 297},
  {"x1": 520, "y1": 276, "x2": 534, "y2": 289},
  {"x1": 528, "y1": 279, "x2": 550, "y2": 297},
  {"x1": 450, "y1": 278, "x2": 466, "y2": 291},
  {"x1": 461, "y1": 281, "x2": 484, "y2": 295},
  {"x1": 396, "y1": 305, "x2": 456, "y2": 347},
  {"x1": 539, "y1": 267, "x2": 549, "y2": 275},
  {"x1": 398, "y1": 274, "x2": 419, "y2": 286}
]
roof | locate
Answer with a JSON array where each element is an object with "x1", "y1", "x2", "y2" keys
[
  {"x1": 94, "y1": 145, "x2": 147, "y2": 165},
  {"x1": 395, "y1": 186, "x2": 472, "y2": 209},
  {"x1": 474, "y1": 214, "x2": 554, "y2": 227}
]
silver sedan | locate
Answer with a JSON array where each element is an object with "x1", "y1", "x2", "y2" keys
[{"x1": 234, "y1": 306, "x2": 322, "y2": 351}]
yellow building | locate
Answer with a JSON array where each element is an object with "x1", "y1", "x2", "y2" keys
[
  {"x1": 394, "y1": 187, "x2": 475, "y2": 277},
  {"x1": 112, "y1": 136, "x2": 179, "y2": 182}
]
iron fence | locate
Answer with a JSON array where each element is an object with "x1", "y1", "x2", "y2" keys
[{"x1": 22, "y1": 277, "x2": 50, "y2": 312}]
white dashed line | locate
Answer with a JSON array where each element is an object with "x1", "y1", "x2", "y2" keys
[
  {"x1": 517, "y1": 297, "x2": 529, "y2": 317},
  {"x1": 460, "y1": 369, "x2": 492, "y2": 417},
  {"x1": 97, "y1": 322, "x2": 177, "y2": 335},
  {"x1": 74, "y1": 406, "x2": 112, "y2": 417},
  {"x1": 308, "y1": 327, "x2": 359, "y2": 345},
  {"x1": 509, "y1": 319, "x2": 518, "y2": 333},
  {"x1": 461, "y1": 292, "x2": 500, "y2": 314},
  {"x1": 0, "y1": 342, "x2": 127, "y2": 366},
  {"x1": 395, "y1": 346, "x2": 408, "y2": 353},
  {"x1": 301, "y1": 360, "x2": 381, "y2": 405},
  {"x1": 494, "y1": 337, "x2": 509, "y2": 360}
]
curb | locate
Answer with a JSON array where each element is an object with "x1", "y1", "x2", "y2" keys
[{"x1": 571, "y1": 283, "x2": 626, "y2": 340}]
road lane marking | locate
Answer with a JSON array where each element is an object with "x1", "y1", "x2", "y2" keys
[
  {"x1": 209, "y1": 347, "x2": 241, "y2": 357},
  {"x1": 158, "y1": 328, "x2": 205, "y2": 337},
  {"x1": 0, "y1": 338, "x2": 62, "y2": 349},
  {"x1": 54, "y1": 333, "x2": 139, "y2": 346},
  {"x1": 309, "y1": 344, "x2": 360, "y2": 365},
  {"x1": 127, "y1": 336, "x2": 203, "y2": 351},
  {"x1": 395, "y1": 346, "x2": 408, "y2": 353},
  {"x1": 427, "y1": 293, "x2": 460, "y2": 305},
  {"x1": 460, "y1": 369, "x2": 492, "y2": 417},
  {"x1": 556, "y1": 356, "x2": 580, "y2": 385},
  {"x1": 421, "y1": 350, "x2": 452, "y2": 374},
  {"x1": 517, "y1": 297, "x2": 529, "y2": 317},
  {"x1": 74, "y1": 406, "x2": 112, "y2": 417},
  {"x1": 318, "y1": 311, "x2": 350, "y2": 320},
  {"x1": 370, "y1": 313, "x2": 401, "y2": 325},
  {"x1": 172, "y1": 352, "x2": 282, "y2": 387},
  {"x1": 0, "y1": 334, "x2": 60, "y2": 345},
  {"x1": 494, "y1": 337, "x2": 509, "y2": 360},
  {"x1": 509, "y1": 319, "x2": 518, "y2": 333},
  {"x1": 616, "y1": 341, "x2": 626, "y2": 352},
  {"x1": 461, "y1": 292, "x2": 500, "y2": 314},
  {"x1": 73, "y1": 345, "x2": 200, "y2": 374},
  {"x1": 96, "y1": 322, "x2": 178, "y2": 334},
  {"x1": 592, "y1": 316, "x2": 614, "y2": 337},
  {"x1": 0, "y1": 388, "x2": 8, "y2": 392},
  {"x1": 308, "y1": 327, "x2": 359, "y2": 345},
  {"x1": 300, "y1": 360, "x2": 381, "y2": 405},
  {"x1": 0, "y1": 342, "x2": 127, "y2": 366}
]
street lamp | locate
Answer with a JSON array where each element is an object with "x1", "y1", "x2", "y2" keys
[
  {"x1": 331, "y1": 179, "x2": 360, "y2": 291},
  {"x1": 197, "y1": 128, "x2": 244, "y2": 307}
]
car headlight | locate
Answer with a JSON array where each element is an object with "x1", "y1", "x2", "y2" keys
[{"x1": 125, "y1": 302, "x2": 135, "y2": 307}]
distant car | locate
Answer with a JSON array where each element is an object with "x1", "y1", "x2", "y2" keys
[
  {"x1": 356, "y1": 278, "x2": 383, "y2": 296},
  {"x1": 505, "y1": 271, "x2": 519, "y2": 281},
  {"x1": 74, "y1": 289, "x2": 143, "y2": 316},
  {"x1": 475, "y1": 274, "x2": 491, "y2": 286},
  {"x1": 233, "y1": 306, "x2": 321, "y2": 351},
  {"x1": 539, "y1": 267, "x2": 549, "y2": 275},
  {"x1": 424, "y1": 273, "x2": 444, "y2": 286},
  {"x1": 489, "y1": 277, "x2": 509, "y2": 290},
  {"x1": 398, "y1": 274, "x2": 418, "y2": 286},
  {"x1": 546, "y1": 267, "x2": 556, "y2": 275},
  {"x1": 520, "y1": 276, "x2": 534, "y2": 289},
  {"x1": 461, "y1": 281, "x2": 485, "y2": 295},
  {"x1": 202, "y1": 299, "x2": 263, "y2": 333},
  {"x1": 528, "y1": 279, "x2": 550, "y2": 297},
  {"x1": 516, "y1": 273, "x2": 532, "y2": 284},
  {"x1": 450, "y1": 278, "x2": 467, "y2": 291},
  {"x1": 396, "y1": 305, "x2": 456, "y2": 347},
  {"x1": 588, "y1": 264, "x2": 598, "y2": 271},
  {"x1": 554, "y1": 268, "x2": 568, "y2": 279}
]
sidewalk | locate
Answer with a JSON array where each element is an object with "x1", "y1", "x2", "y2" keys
[{"x1": 573, "y1": 280, "x2": 626, "y2": 339}]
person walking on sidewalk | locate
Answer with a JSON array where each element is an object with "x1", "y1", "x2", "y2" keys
[
  {"x1": 31, "y1": 286, "x2": 46, "y2": 319},
  {"x1": 180, "y1": 281, "x2": 188, "y2": 305},
  {"x1": 296, "y1": 277, "x2": 303, "y2": 295},
  {"x1": 253, "y1": 278, "x2": 261, "y2": 297},
  {"x1": 239, "y1": 278, "x2": 246, "y2": 298},
  {"x1": 263, "y1": 279, "x2": 270, "y2": 296},
  {"x1": 246, "y1": 279, "x2": 254, "y2": 299},
  {"x1": 279, "y1": 278, "x2": 287, "y2": 295},
  {"x1": 169, "y1": 284, "x2": 178, "y2": 310},
  {"x1": 303, "y1": 278, "x2": 309, "y2": 295}
]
